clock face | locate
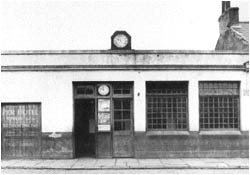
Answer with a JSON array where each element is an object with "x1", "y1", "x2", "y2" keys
[
  {"x1": 98, "y1": 84, "x2": 110, "y2": 96},
  {"x1": 113, "y1": 34, "x2": 129, "y2": 48}
]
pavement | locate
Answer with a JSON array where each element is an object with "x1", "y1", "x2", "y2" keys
[{"x1": 1, "y1": 158, "x2": 249, "y2": 170}]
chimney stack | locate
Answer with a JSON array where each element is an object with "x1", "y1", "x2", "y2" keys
[{"x1": 218, "y1": 1, "x2": 239, "y2": 34}]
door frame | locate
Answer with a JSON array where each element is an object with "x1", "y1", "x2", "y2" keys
[
  {"x1": 73, "y1": 83, "x2": 97, "y2": 158},
  {"x1": 73, "y1": 82, "x2": 134, "y2": 158}
]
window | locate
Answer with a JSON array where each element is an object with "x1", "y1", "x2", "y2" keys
[
  {"x1": 199, "y1": 82, "x2": 240, "y2": 130},
  {"x1": 76, "y1": 85, "x2": 94, "y2": 96},
  {"x1": 113, "y1": 82, "x2": 132, "y2": 96},
  {"x1": 146, "y1": 82, "x2": 188, "y2": 130}
]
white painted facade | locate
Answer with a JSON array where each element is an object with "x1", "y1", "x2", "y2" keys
[{"x1": 1, "y1": 51, "x2": 249, "y2": 132}]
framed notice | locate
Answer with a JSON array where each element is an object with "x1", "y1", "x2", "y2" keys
[
  {"x1": 98, "y1": 99, "x2": 110, "y2": 112},
  {"x1": 98, "y1": 113, "x2": 111, "y2": 125},
  {"x1": 98, "y1": 125, "x2": 111, "y2": 131}
]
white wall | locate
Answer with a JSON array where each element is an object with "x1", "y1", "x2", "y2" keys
[
  {"x1": 1, "y1": 70, "x2": 249, "y2": 132},
  {"x1": 1, "y1": 52, "x2": 248, "y2": 66}
]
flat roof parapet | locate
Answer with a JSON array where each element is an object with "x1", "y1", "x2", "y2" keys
[{"x1": 1, "y1": 50, "x2": 249, "y2": 55}]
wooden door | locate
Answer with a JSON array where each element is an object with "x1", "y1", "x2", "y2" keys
[
  {"x1": 1, "y1": 103, "x2": 41, "y2": 159},
  {"x1": 112, "y1": 98, "x2": 134, "y2": 157}
]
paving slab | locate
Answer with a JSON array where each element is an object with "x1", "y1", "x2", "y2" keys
[
  {"x1": 94, "y1": 159, "x2": 116, "y2": 169},
  {"x1": 138, "y1": 159, "x2": 164, "y2": 168},
  {"x1": 72, "y1": 158, "x2": 97, "y2": 169},
  {"x1": 4, "y1": 159, "x2": 43, "y2": 169},
  {"x1": 199, "y1": 158, "x2": 224, "y2": 163},
  {"x1": 221, "y1": 158, "x2": 249, "y2": 168},
  {"x1": 161, "y1": 159, "x2": 189, "y2": 168},
  {"x1": 0, "y1": 160, "x2": 21, "y2": 167},
  {"x1": 42, "y1": 159, "x2": 78, "y2": 169},
  {"x1": 33, "y1": 160, "x2": 57, "y2": 168},
  {"x1": 183, "y1": 159, "x2": 228, "y2": 168},
  {"x1": 115, "y1": 158, "x2": 139, "y2": 168}
]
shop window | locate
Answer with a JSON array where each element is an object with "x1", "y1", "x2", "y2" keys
[
  {"x1": 146, "y1": 82, "x2": 188, "y2": 130},
  {"x1": 199, "y1": 82, "x2": 240, "y2": 130}
]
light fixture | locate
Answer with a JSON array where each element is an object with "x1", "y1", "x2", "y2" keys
[{"x1": 244, "y1": 61, "x2": 249, "y2": 72}]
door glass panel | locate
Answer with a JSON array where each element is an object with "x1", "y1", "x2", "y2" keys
[
  {"x1": 113, "y1": 99, "x2": 132, "y2": 131},
  {"x1": 114, "y1": 111, "x2": 122, "y2": 119},
  {"x1": 123, "y1": 100, "x2": 131, "y2": 109},
  {"x1": 123, "y1": 111, "x2": 130, "y2": 119}
]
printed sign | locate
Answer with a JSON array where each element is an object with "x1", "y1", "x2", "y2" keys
[
  {"x1": 98, "y1": 125, "x2": 111, "y2": 131},
  {"x1": 98, "y1": 113, "x2": 110, "y2": 125},
  {"x1": 48, "y1": 132, "x2": 62, "y2": 138},
  {"x1": 98, "y1": 99, "x2": 110, "y2": 112}
]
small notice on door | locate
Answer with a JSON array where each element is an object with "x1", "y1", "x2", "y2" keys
[
  {"x1": 98, "y1": 125, "x2": 111, "y2": 131},
  {"x1": 98, "y1": 113, "x2": 110, "y2": 125},
  {"x1": 98, "y1": 99, "x2": 110, "y2": 112}
]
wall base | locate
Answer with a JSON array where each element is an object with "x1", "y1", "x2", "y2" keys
[
  {"x1": 11, "y1": 131, "x2": 248, "y2": 159},
  {"x1": 42, "y1": 132, "x2": 73, "y2": 159},
  {"x1": 134, "y1": 131, "x2": 249, "y2": 158}
]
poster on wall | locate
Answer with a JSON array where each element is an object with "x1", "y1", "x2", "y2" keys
[{"x1": 98, "y1": 99, "x2": 110, "y2": 112}]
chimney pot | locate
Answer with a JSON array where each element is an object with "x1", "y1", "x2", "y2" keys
[{"x1": 222, "y1": 1, "x2": 231, "y2": 14}]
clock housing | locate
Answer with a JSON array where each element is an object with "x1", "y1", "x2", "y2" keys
[{"x1": 111, "y1": 31, "x2": 131, "y2": 50}]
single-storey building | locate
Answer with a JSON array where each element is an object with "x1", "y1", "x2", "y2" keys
[{"x1": 1, "y1": 2, "x2": 249, "y2": 159}]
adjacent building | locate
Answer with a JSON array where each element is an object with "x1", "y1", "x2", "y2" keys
[
  {"x1": 216, "y1": 1, "x2": 249, "y2": 51},
  {"x1": 1, "y1": 2, "x2": 249, "y2": 159}
]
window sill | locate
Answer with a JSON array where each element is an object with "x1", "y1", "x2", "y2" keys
[
  {"x1": 199, "y1": 130, "x2": 242, "y2": 135},
  {"x1": 146, "y1": 131, "x2": 190, "y2": 136}
]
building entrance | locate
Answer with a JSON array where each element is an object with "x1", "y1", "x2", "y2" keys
[
  {"x1": 74, "y1": 99, "x2": 95, "y2": 157},
  {"x1": 73, "y1": 82, "x2": 134, "y2": 158}
]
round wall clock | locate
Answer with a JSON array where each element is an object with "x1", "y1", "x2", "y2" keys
[
  {"x1": 98, "y1": 84, "x2": 110, "y2": 96},
  {"x1": 113, "y1": 34, "x2": 129, "y2": 48}
]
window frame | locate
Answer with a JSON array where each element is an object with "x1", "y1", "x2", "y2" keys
[
  {"x1": 146, "y1": 81, "x2": 189, "y2": 132},
  {"x1": 199, "y1": 81, "x2": 241, "y2": 131},
  {"x1": 112, "y1": 82, "x2": 133, "y2": 98}
]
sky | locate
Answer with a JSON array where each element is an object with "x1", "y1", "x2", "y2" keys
[{"x1": 1, "y1": 0, "x2": 249, "y2": 50}]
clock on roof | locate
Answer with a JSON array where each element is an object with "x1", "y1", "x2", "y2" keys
[{"x1": 111, "y1": 31, "x2": 131, "y2": 50}]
